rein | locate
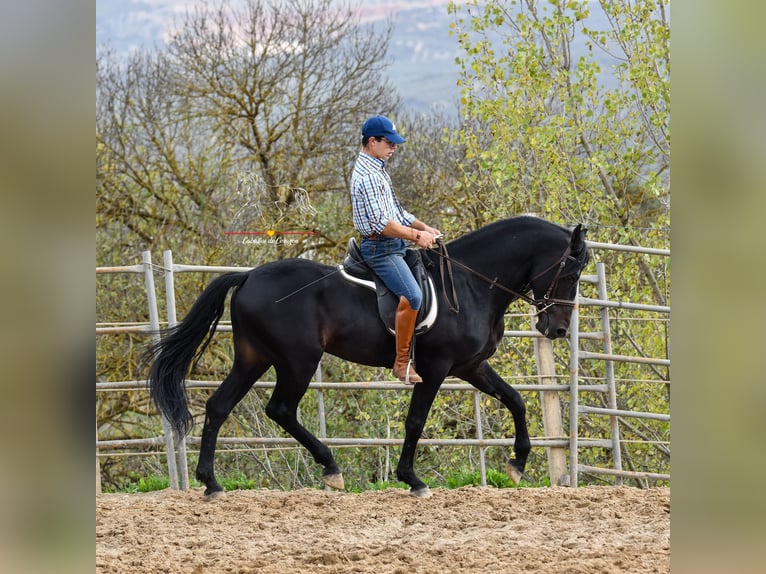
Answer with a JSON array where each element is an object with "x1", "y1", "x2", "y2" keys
[
  {"x1": 432, "y1": 239, "x2": 577, "y2": 314},
  {"x1": 436, "y1": 240, "x2": 460, "y2": 313}
]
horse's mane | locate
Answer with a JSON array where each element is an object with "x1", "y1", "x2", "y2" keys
[{"x1": 447, "y1": 216, "x2": 570, "y2": 252}]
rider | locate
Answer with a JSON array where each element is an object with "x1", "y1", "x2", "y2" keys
[{"x1": 350, "y1": 115, "x2": 441, "y2": 384}]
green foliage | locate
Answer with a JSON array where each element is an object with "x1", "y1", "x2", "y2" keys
[
  {"x1": 445, "y1": 468, "x2": 551, "y2": 489},
  {"x1": 110, "y1": 468, "x2": 554, "y2": 493},
  {"x1": 137, "y1": 475, "x2": 170, "y2": 492},
  {"x1": 220, "y1": 472, "x2": 258, "y2": 491},
  {"x1": 102, "y1": 473, "x2": 170, "y2": 494},
  {"x1": 446, "y1": 0, "x2": 669, "y2": 248},
  {"x1": 439, "y1": 0, "x2": 670, "y2": 487}
]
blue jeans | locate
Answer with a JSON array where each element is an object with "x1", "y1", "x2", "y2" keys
[{"x1": 360, "y1": 237, "x2": 422, "y2": 310}]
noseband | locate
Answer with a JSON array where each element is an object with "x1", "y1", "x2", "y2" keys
[{"x1": 433, "y1": 241, "x2": 579, "y2": 315}]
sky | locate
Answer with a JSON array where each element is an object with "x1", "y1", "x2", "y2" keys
[
  {"x1": 96, "y1": 0, "x2": 463, "y2": 112},
  {"x1": 96, "y1": 0, "x2": 456, "y2": 52},
  {"x1": 95, "y1": 0, "x2": 616, "y2": 114}
]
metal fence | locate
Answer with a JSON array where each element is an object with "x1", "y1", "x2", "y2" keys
[{"x1": 96, "y1": 241, "x2": 670, "y2": 491}]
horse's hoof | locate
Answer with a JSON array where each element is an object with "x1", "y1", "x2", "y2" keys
[
  {"x1": 204, "y1": 489, "x2": 224, "y2": 500},
  {"x1": 506, "y1": 460, "x2": 524, "y2": 485},
  {"x1": 410, "y1": 486, "x2": 432, "y2": 498},
  {"x1": 322, "y1": 472, "x2": 345, "y2": 490}
]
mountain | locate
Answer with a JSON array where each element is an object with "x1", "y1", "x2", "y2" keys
[
  {"x1": 386, "y1": 5, "x2": 464, "y2": 113},
  {"x1": 96, "y1": 1, "x2": 618, "y2": 116},
  {"x1": 96, "y1": 0, "x2": 462, "y2": 114}
]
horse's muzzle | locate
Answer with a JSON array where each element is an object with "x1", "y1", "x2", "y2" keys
[{"x1": 535, "y1": 314, "x2": 570, "y2": 340}]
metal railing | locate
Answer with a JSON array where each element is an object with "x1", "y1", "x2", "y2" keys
[{"x1": 96, "y1": 240, "x2": 670, "y2": 490}]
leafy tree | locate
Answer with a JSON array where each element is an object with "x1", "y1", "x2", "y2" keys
[
  {"x1": 97, "y1": 47, "x2": 234, "y2": 262},
  {"x1": 382, "y1": 110, "x2": 464, "y2": 234},
  {"x1": 445, "y1": 0, "x2": 670, "y2": 484},
  {"x1": 164, "y1": 0, "x2": 403, "y2": 260},
  {"x1": 447, "y1": 0, "x2": 669, "y2": 298}
]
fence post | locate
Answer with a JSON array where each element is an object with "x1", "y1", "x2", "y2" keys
[
  {"x1": 473, "y1": 391, "x2": 487, "y2": 486},
  {"x1": 144, "y1": 250, "x2": 180, "y2": 490},
  {"x1": 315, "y1": 362, "x2": 327, "y2": 439},
  {"x1": 314, "y1": 362, "x2": 331, "y2": 490},
  {"x1": 596, "y1": 262, "x2": 623, "y2": 484},
  {"x1": 96, "y1": 420, "x2": 102, "y2": 494},
  {"x1": 532, "y1": 306, "x2": 568, "y2": 486},
  {"x1": 568, "y1": 284, "x2": 581, "y2": 488},
  {"x1": 164, "y1": 250, "x2": 190, "y2": 490}
]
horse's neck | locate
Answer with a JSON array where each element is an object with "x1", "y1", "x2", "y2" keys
[
  {"x1": 448, "y1": 222, "x2": 568, "y2": 311},
  {"x1": 433, "y1": 243, "x2": 521, "y2": 319},
  {"x1": 449, "y1": 233, "x2": 533, "y2": 287}
]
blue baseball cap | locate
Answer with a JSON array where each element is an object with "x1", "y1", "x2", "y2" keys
[{"x1": 361, "y1": 115, "x2": 406, "y2": 144}]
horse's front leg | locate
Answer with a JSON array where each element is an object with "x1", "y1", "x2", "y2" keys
[
  {"x1": 396, "y1": 379, "x2": 442, "y2": 497},
  {"x1": 456, "y1": 361, "x2": 531, "y2": 483}
]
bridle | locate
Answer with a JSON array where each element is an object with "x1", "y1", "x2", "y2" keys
[
  {"x1": 433, "y1": 239, "x2": 580, "y2": 316},
  {"x1": 529, "y1": 244, "x2": 577, "y2": 313}
]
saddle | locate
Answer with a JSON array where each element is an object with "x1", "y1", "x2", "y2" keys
[{"x1": 339, "y1": 238, "x2": 438, "y2": 336}]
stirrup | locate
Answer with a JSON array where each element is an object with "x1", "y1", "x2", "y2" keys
[{"x1": 403, "y1": 359, "x2": 422, "y2": 385}]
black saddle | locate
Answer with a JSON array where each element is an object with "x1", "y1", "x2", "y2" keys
[{"x1": 340, "y1": 238, "x2": 437, "y2": 336}]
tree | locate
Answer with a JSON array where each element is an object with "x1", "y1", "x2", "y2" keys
[
  {"x1": 97, "y1": 47, "x2": 235, "y2": 261},
  {"x1": 447, "y1": 0, "x2": 669, "y2": 301},
  {"x1": 164, "y1": 0, "x2": 401, "y2": 259},
  {"x1": 96, "y1": 0, "x2": 406, "y2": 489},
  {"x1": 446, "y1": 0, "x2": 670, "y2": 484},
  {"x1": 383, "y1": 110, "x2": 465, "y2": 233},
  {"x1": 97, "y1": 0, "x2": 401, "y2": 264}
]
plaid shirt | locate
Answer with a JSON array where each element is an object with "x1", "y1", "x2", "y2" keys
[{"x1": 350, "y1": 152, "x2": 415, "y2": 236}]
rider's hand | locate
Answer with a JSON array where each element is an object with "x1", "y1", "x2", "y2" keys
[
  {"x1": 425, "y1": 226, "x2": 442, "y2": 238},
  {"x1": 413, "y1": 229, "x2": 436, "y2": 248}
]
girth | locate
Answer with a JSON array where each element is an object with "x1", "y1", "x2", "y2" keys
[{"x1": 339, "y1": 238, "x2": 438, "y2": 336}]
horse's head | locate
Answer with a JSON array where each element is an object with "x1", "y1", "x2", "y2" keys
[{"x1": 529, "y1": 224, "x2": 589, "y2": 339}]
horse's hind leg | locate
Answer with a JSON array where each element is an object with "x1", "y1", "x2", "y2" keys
[
  {"x1": 266, "y1": 359, "x2": 344, "y2": 490},
  {"x1": 456, "y1": 361, "x2": 531, "y2": 484},
  {"x1": 196, "y1": 358, "x2": 270, "y2": 497}
]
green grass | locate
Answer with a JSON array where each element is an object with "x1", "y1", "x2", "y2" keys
[
  {"x1": 444, "y1": 468, "x2": 551, "y2": 489},
  {"x1": 109, "y1": 468, "x2": 553, "y2": 494},
  {"x1": 219, "y1": 472, "x2": 257, "y2": 491},
  {"x1": 138, "y1": 475, "x2": 170, "y2": 491},
  {"x1": 110, "y1": 474, "x2": 170, "y2": 493}
]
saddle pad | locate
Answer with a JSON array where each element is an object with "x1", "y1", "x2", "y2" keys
[{"x1": 339, "y1": 244, "x2": 438, "y2": 336}]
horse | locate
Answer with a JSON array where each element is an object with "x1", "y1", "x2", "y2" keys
[{"x1": 147, "y1": 216, "x2": 589, "y2": 498}]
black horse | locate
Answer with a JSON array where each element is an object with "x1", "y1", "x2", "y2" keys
[{"x1": 147, "y1": 216, "x2": 589, "y2": 497}]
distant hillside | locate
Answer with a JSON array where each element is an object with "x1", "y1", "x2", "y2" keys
[
  {"x1": 385, "y1": 4, "x2": 463, "y2": 114},
  {"x1": 96, "y1": 0, "x2": 618, "y2": 116},
  {"x1": 96, "y1": 0, "x2": 462, "y2": 114}
]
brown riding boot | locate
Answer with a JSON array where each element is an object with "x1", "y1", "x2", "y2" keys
[{"x1": 393, "y1": 296, "x2": 423, "y2": 384}]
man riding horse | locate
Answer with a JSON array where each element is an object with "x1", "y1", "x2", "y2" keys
[{"x1": 349, "y1": 115, "x2": 441, "y2": 384}]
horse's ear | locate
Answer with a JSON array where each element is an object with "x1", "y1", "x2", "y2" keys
[{"x1": 570, "y1": 224, "x2": 587, "y2": 255}]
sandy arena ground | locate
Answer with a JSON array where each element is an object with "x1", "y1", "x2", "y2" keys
[{"x1": 96, "y1": 485, "x2": 670, "y2": 573}]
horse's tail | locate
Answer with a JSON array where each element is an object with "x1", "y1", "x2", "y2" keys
[{"x1": 145, "y1": 271, "x2": 250, "y2": 436}]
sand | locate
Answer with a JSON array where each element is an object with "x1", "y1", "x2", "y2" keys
[{"x1": 96, "y1": 485, "x2": 670, "y2": 573}]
